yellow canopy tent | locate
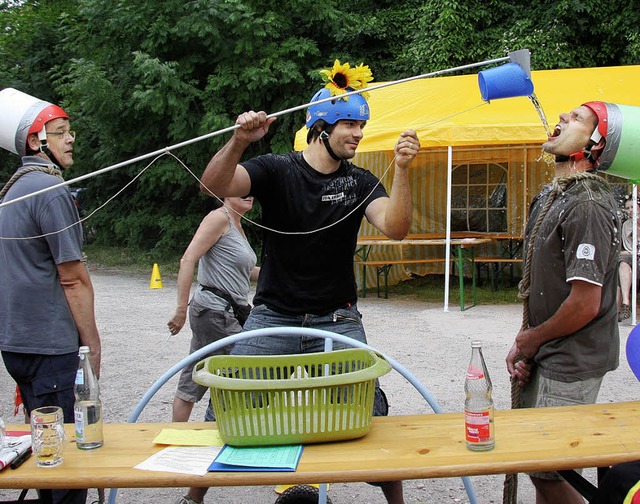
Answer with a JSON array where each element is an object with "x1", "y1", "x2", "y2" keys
[
  {"x1": 293, "y1": 65, "x2": 640, "y2": 300},
  {"x1": 295, "y1": 65, "x2": 640, "y2": 152}
]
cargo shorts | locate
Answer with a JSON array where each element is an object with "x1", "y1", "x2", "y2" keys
[{"x1": 523, "y1": 367, "x2": 603, "y2": 481}]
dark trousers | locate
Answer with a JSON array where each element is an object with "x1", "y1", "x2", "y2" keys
[
  {"x1": 591, "y1": 460, "x2": 640, "y2": 504},
  {"x1": 1, "y1": 351, "x2": 86, "y2": 504}
]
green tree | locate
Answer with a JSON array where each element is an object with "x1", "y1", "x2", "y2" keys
[
  {"x1": 1, "y1": 0, "x2": 638, "y2": 257},
  {"x1": 52, "y1": 0, "x2": 350, "y2": 254},
  {"x1": 0, "y1": 0, "x2": 78, "y2": 180},
  {"x1": 397, "y1": 0, "x2": 639, "y2": 72}
]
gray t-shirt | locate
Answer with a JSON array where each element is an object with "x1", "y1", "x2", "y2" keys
[
  {"x1": 525, "y1": 176, "x2": 620, "y2": 381},
  {"x1": 0, "y1": 157, "x2": 83, "y2": 355},
  {"x1": 193, "y1": 210, "x2": 257, "y2": 310}
]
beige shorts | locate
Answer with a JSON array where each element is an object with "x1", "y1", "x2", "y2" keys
[{"x1": 523, "y1": 367, "x2": 603, "y2": 480}]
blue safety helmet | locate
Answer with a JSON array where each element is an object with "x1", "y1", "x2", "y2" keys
[{"x1": 305, "y1": 87, "x2": 370, "y2": 129}]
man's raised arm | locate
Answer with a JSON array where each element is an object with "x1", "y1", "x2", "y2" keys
[{"x1": 200, "y1": 111, "x2": 276, "y2": 197}]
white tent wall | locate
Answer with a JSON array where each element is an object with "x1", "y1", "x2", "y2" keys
[{"x1": 354, "y1": 145, "x2": 580, "y2": 291}]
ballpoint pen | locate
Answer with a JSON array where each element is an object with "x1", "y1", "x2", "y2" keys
[{"x1": 10, "y1": 447, "x2": 32, "y2": 469}]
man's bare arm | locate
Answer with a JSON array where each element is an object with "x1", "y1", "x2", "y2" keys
[
  {"x1": 200, "y1": 111, "x2": 276, "y2": 197},
  {"x1": 57, "y1": 261, "x2": 101, "y2": 378},
  {"x1": 365, "y1": 130, "x2": 419, "y2": 240}
]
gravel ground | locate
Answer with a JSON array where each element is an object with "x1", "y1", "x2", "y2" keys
[{"x1": 1, "y1": 268, "x2": 638, "y2": 504}]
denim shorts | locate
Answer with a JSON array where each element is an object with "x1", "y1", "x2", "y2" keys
[
  {"x1": 175, "y1": 299, "x2": 241, "y2": 403},
  {"x1": 231, "y1": 303, "x2": 389, "y2": 417},
  {"x1": 234, "y1": 303, "x2": 368, "y2": 354},
  {"x1": 523, "y1": 367, "x2": 603, "y2": 480}
]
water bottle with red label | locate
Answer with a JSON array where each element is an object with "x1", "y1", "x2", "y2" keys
[{"x1": 464, "y1": 340, "x2": 495, "y2": 451}]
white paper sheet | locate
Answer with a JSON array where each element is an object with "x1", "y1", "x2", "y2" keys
[
  {"x1": 0, "y1": 435, "x2": 32, "y2": 470},
  {"x1": 134, "y1": 446, "x2": 222, "y2": 476}
]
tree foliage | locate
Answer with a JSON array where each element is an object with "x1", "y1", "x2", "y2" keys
[{"x1": 1, "y1": 0, "x2": 638, "y2": 256}]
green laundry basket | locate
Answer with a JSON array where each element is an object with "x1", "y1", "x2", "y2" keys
[{"x1": 192, "y1": 348, "x2": 392, "y2": 446}]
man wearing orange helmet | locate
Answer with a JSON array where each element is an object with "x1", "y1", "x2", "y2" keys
[
  {"x1": 0, "y1": 88, "x2": 101, "y2": 504},
  {"x1": 506, "y1": 102, "x2": 620, "y2": 504}
]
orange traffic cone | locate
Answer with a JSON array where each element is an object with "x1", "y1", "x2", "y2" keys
[{"x1": 150, "y1": 263, "x2": 163, "y2": 289}]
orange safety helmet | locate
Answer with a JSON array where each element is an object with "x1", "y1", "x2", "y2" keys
[
  {"x1": 582, "y1": 101, "x2": 609, "y2": 141},
  {"x1": 563, "y1": 101, "x2": 609, "y2": 166},
  {"x1": 27, "y1": 104, "x2": 69, "y2": 138}
]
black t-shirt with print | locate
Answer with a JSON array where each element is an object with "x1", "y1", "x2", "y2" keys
[{"x1": 243, "y1": 152, "x2": 387, "y2": 315}]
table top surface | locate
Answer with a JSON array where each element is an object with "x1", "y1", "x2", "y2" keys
[
  {"x1": 2, "y1": 401, "x2": 639, "y2": 490},
  {"x1": 358, "y1": 232, "x2": 522, "y2": 242},
  {"x1": 357, "y1": 238, "x2": 493, "y2": 247}
]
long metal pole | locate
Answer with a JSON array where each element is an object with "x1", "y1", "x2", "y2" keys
[
  {"x1": 633, "y1": 184, "x2": 637, "y2": 324},
  {"x1": 444, "y1": 146, "x2": 453, "y2": 312},
  {"x1": 0, "y1": 56, "x2": 510, "y2": 209}
]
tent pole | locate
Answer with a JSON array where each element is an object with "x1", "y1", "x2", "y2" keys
[
  {"x1": 522, "y1": 147, "x2": 527, "y2": 235},
  {"x1": 633, "y1": 185, "x2": 637, "y2": 325},
  {"x1": 444, "y1": 146, "x2": 453, "y2": 312}
]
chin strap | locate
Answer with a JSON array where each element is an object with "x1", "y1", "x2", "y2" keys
[
  {"x1": 555, "y1": 127, "x2": 603, "y2": 165},
  {"x1": 40, "y1": 146, "x2": 63, "y2": 170},
  {"x1": 319, "y1": 130, "x2": 342, "y2": 161},
  {"x1": 37, "y1": 125, "x2": 64, "y2": 170}
]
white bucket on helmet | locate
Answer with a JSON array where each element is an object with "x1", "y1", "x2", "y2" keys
[
  {"x1": 596, "y1": 103, "x2": 640, "y2": 182},
  {"x1": 0, "y1": 88, "x2": 51, "y2": 155}
]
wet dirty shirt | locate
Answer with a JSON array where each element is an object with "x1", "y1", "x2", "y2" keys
[{"x1": 525, "y1": 176, "x2": 620, "y2": 381}]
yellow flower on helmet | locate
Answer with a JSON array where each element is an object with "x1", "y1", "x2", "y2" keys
[{"x1": 319, "y1": 60, "x2": 373, "y2": 100}]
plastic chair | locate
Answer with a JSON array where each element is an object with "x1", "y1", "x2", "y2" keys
[{"x1": 107, "y1": 327, "x2": 478, "y2": 504}]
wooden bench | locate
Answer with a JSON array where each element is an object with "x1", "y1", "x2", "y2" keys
[
  {"x1": 356, "y1": 258, "x2": 454, "y2": 298},
  {"x1": 474, "y1": 256, "x2": 523, "y2": 290}
]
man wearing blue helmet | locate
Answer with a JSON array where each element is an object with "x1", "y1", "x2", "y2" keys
[
  {"x1": 305, "y1": 86, "x2": 372, "y2": 160},
  {"x1": 198, "y1": 62, "x2": 418, "y2": 504}
]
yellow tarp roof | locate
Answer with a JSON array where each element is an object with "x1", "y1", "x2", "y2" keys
[{"x1": 294, "y1": 65, "x2": 640, "y2": 152}]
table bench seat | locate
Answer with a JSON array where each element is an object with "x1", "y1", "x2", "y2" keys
[
  {"x1": 3, "y1": 402, "x2": 640, "y2": 496},
  {"x1": 355, "y1": 259, "x2": 455, "y2": 298},
  {"x1": 355, "y1": 237, "x2": 491, "y2": 309},
  {"x1": 475, "y1": 256, "x2": 523, "y2": 290}
]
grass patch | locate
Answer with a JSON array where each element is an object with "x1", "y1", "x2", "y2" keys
[
  {"x1": 84, "y1": 244, "x2": 181, "y2": 277},
  {"x1": 371, "y1": 274, "x2": 522, "y2": 305}
]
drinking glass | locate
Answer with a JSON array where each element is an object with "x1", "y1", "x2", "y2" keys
[{"x1": 30, "y1": 406, "x2": 66, "y2": 467}]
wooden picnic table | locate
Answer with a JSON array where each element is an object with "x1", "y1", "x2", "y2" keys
[{"x1": 2, "y1": 401, "x2": 639, "y2": 503}]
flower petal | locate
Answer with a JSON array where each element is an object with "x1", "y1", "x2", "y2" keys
[{"x1": 319, "y1": 60, "x2": 374, "y2": 97}]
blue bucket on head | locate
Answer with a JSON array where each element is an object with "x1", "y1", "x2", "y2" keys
[{"x1": 478, "y1": 63, "x2": 534, "y2": 101}]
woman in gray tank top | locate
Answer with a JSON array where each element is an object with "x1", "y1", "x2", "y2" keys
[
  {"x1": 168, "y1": 197, "x2": 259, "y2": 504},
  {"x1": 167, "y1": 197, "x2": 259, "y2": 422}
]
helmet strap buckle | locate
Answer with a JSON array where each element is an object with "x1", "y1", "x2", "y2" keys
[
  {"x1": 319, "y1": 129, "x2": 342, "y2": 161},
  {"x1": 37, "y1": 126, "x2": 49, "y2": 153},
  {"x1": 563, "y1": 128, "x2": 603, "y2": 165}
]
